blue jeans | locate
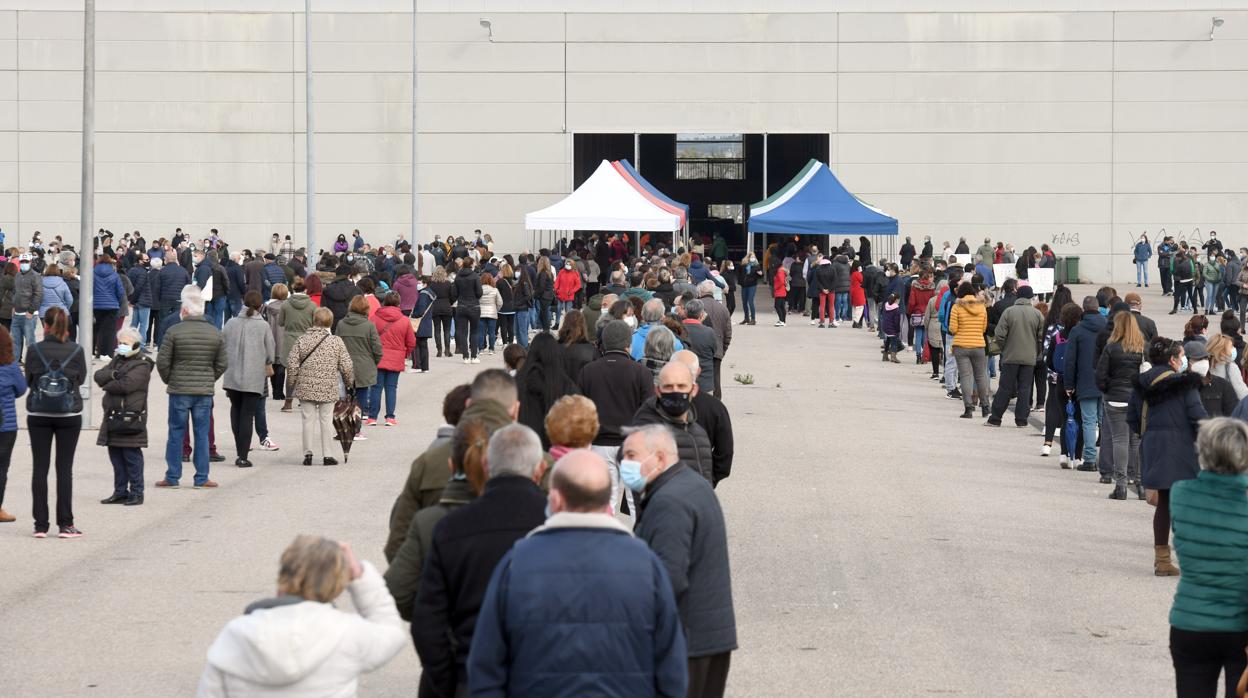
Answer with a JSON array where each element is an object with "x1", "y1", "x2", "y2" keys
[
  {"x1": 368, "y1": 369, "x2": 399, "y2": 420},
  {"x1": 554, "y1": 300, "x2": 572, "y2": 328},
  {"x1": 742, "y1": 286, "x2": 757, "y2": 322},
  {"x1": 205, "y1": 296, "x2": 226, "y2": 329},
  {"x1": 129, "y1": 306, "x2": 151, "y2": 348},
  {"x1": 165, "y1": 394, "x2": 213, "y2": 486},
  {"x1": 10, "y1": 313, "x2": 35, "y2": 362},
  {"x1": 227, "y1": 296, "x2": 243, "y2": 320},
  {"x1": 834, "y1": 292, "x2": 850, "y2": 321},
  {"x1": 478, "y1": 317, "x2": 497, "y2": 351},
  {"x1": 1207, "y1": 284, "x2": 1219, "y2": 310},
  {"x1": 1135, "y1": 261, "x2": 1149, "y2": 285},
  {"x1": 514, "y1": 307, "x2": 531, "y2": 348},
  {"x1": 1078, "y1": 397, "x2": 1102, "y2": 464},
  {"x1": 913, "y1": 327, "x2": 926, "y2": 357}
]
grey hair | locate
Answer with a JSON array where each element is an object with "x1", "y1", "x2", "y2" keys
[
  {"x1": 674, "y1": 266, "x2": 689, "y2": 280},
  {"x1": 624, "y1": 424, "x2": 679, "y2": 462},
  {"x1": 116, "y1": 326, "x2": 142, "y2": 347},
  {"x1": 644, "y1": 325, "x2": 676, "y2": 365},
  {"x1": 486, "y1": 424, "x2": 544, "y2": 479},
  {"x1": 697, "y1": 280, "x2": 716, "y2": 296},
  {"x1": 683, "y1": 298, "x2": 704, "y2": 319},
  {"x1": 150, "y1": 257, "x2": 163, "y2": 269},
  {"x1": 641, "y1": 298, "x2": 666, "y2": 324},
  {"x1": 180, "y1": 285, "x2": 204, "y2": 316},
  {"x1": 610, "y1": 269, "x2": 625, "y2": 284},
  {"x1": 1197, "y1": 417, "x2": 1248, "y2": 475}
]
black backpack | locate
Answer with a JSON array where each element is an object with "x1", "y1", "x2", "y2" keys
[{"x1": 28, "y1": 343, "x2": 80, "y2": 414}]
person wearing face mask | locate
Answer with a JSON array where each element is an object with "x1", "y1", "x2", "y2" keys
[
  {"x1": 623, "y1": 424, "x2": 736, "y2": 698},
  {"x1": 94, "y1": 327, "x2": 153, "y2": 506},
  {"x1": 1205, "y1": 333, "x2": 1248, "y2": 402},
  {"x1": 1129, "y1": 337, "x2": 1207, "y2": 576},
  {"x1": 11, "y1": 253, "x2": 42, "y2": 363},
  {"x1": 630, "y1": 361, "x2": 716, "y2": 486},
  {"x1": 411, "y1": 423, "x2": 548, "y2": 698},
  {"x1": 1188, "y1": 340, "x2": 1238, "y2": 424},
  {"x1": 553, "y1": 258, "x2": 582, "y2": 329},
  {"x1": 737, "y1": 252, "x2": 762, "y2": 325}
]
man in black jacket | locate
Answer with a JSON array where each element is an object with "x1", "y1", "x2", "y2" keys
[
  {"x1": 412, "y1": 423, "x2": 548, "y2": 698},
  {"x1": 580, "y1": 321, "x2": 652, "y2": 448},
  {"x1": 672, "y1": 350, "x2": 733, "y2": 489},
  {"x1": 626, "y1": 425, "x2": 736, "y2": 698},
  {"x1": 632, "y1": 361, "x2": 717, "y2": 486},
  {"x1": 321, "y1": 265, "x2": 361, "y2": 331}
]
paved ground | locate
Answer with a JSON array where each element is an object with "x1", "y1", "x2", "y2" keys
[{"x1": 0, "y1": 282, "x2": 1193, "y2": 696}]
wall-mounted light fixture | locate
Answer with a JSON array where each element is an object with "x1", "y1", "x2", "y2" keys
[
  {"x1": 480, "y1": 18, "x2": 493, "y2": 42},
  {"x1": 1211, "y1": 17, "x2": 1225, "y2": 40}
]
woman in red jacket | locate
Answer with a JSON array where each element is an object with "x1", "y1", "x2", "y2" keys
[
  {"x1": 553, "y1": 260, "x2": 582, "y2": 330},
  {"x1": 772, "y1": 265, "x2": 788, "y2": 327},
  {"x1": 849, "y1": 262, "x2": 867, "y2": 328},
  {"x1": 369, "y1": 293, "x2": 416, "y2": 427},
  {"x1": 907, "y1": 269, "x2": 937, "y2": 363}
]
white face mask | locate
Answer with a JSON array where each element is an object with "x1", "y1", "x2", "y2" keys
[
  {"x1": 1191, "y1": 359, "x2": 1210, "y2": 377},
  {"x1": 625, "y1": 316, "x2": 638, "y2": 329}
]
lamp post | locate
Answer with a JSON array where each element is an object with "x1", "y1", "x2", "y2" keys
[{"x1": 79, "y1": 0, "x2": 96, "y2": 428}]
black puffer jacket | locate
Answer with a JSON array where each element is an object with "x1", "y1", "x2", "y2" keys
[
  {"x1": 321, "y1": 278, "x2": 362, "y2": 330},
  {"x1": 830, "y1": 258, "x2": 851, "y2": 292},
  {"x1": 812, "y1": 262, "x2": 835, "y2": 295},
  {"x1": 451, "y1": 268, "x2": 482, "y2": 309},
  {"x1": 94, "y1": 354, "x2": 154, "y2": 448},
  {"x1": 632, "y1": 397, "x2": 715, "y2": 485},
  {"x1": 429, "y1": 280, "x2": 453, "y2": 316},
  {"x1": 1095, "y1": 341, "x2": 1143, "y2": 403}
]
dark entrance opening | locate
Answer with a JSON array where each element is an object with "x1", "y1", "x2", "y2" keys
[{"x1": 573, "y1": 132, "x2": 830, "y2": 258}]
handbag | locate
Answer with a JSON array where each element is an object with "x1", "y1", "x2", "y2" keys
[
  {"x1": 986, "y1": 336, "x2": 1002, "y2": 357},
  {"x1": 106, "y1": 408, "x2": 146, "y2": 436}
]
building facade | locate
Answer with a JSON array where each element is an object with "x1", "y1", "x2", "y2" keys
[{"x1": 1, "y1": 1, "x2": 1246, "y2": 281}]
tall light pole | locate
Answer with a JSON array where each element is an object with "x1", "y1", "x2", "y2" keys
[
  {"x1": 79, "y1": 0, "x2": 95, "y2": 428},
  {"x1": 411, "y1": 0, "x2": 418, "y2": 244},
  {"x1": 305, "y1": 0, "x2": 317, "y2": 255}
]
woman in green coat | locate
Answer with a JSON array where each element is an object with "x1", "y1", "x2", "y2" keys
[
  {"x1": 334, "y1": 296, "x2": 383, "y2": 429},
  {"x1": 277, "y1": 278, "x2": 316, "y2": 412},
  {"x1": 1169, "y1": 416, "x2": 1248, "y2": 697}
]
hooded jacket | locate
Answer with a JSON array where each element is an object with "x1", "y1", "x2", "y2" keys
[
  {"x1": 1127, "y1": 367, "x2": 1205, "y2": 490},
  {"x1": 89, "y1": 263, "x2": 124, "y2": 312},
  {"x1": 322, "y1": 278, "x2": 362, "y2": 331},
  {"x1": 197, "y1": 561, "x2": 406, "y2": 698},
  {"x1": 993, "y1": 298, "x2": 1045, "y2": 365},
  {"x1": 384, "y1": 477, "x2": 477, "y2": 623},
  {"x1": 384, "y1": 399, "x2": 514, "y2": 562},
  {"x1": 948, "y1": 296, "x2": 988, "y2": 349},
  {"x1": 278, "y1": 294, "x2": 316, "y2": 368},
  {"x1": 829, "y1": 257, "x2": 851, "y2": 293},
  {"x1": 40, "y1": 274, "x2": 73, "y2": 315},
  {"x1": 371, "y1": 305, "x2": 416, "y2": 373},
  {"x1": 906, "y1": 277, "x2": 936, "y2": 318},
  {"x1": 811, "y1": 260, "x2": 835, "y2": 295},
  {"x1": 94, "y1": 354, "x2": 153, "y2": 448},
  {"x1": 334, "y1": 311, "x2": 383, "y2": 389},
  {"x1": 1063, "y1": 312, "x2": 1108, "y2": 399},
  {"x1": 393, "y1": 273, "x2": 419, "y2": 313},
  {"x1": 451, "y1": 268, "x2": 483, "y2": 310}
]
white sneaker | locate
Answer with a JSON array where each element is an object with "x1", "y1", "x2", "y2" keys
[
  {"x1": 406, "y1": 368, "x2": 423, "y2": 373},
  {"x1": 354, "y1": 433, "x2": 368, "y2": 442},
  {"x1": 774, "y1": 321, "x2": 785, "y2": 327},
  {"x1": 810, "y1": 319, "x2": 818, "y2": 326},
  {"x1": 257, "y1": 437, "x2": 279, "y2": 451},
  {"x1": 463, "y1": 358, "x2": 471, "y2": 365},
  {"x1": 488, "y1": 349, "x2": 495, "y2": 355},
  {"x1": 1040, "y1": 444, "x2": 1051, "y2": 457},
  {"x1": 471, "y1": 357, "x2": 481, "y2": 364}
]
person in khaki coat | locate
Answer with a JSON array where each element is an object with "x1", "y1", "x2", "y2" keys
[
  {"x1": 95, "y1": 327, "x2": 154, "y2": 506},
  {"x1": 334, "y1": 296, "x2": 383, "y2": 422},
  {"x1": 986, "y1": 286, "x2": 1046, "y2": 427},
  {"x1": 287, "y1": 308, "x2": 353, "y2": 466}
]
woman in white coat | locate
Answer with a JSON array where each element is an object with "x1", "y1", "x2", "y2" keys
[{"x1": 197, "y1": 535, "x2": 406, "y2": 697}]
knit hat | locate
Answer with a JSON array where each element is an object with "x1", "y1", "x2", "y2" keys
[
  {"x1": 1017, "y1": 286, "x2": 1034, "y2": 299},
  {"x1": 602, "y1": 320, "x2": 633, "y2": 352}
]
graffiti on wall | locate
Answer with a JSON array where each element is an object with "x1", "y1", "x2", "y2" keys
[
  {"x1": 1050, "y1": 232, "x2": 1081, "y2": 247},
  {"x1": 1126, "y1": 228, "x2": 1206, "y2": 249}
]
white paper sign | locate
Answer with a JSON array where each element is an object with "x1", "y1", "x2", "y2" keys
[
  {"x1": 993, "y1": 264, "x2": 1018, "y2": 283},
  {"x1": 949, "y1": 254, "x2": 973, "y2": 267},
  {"x1": 1028, "y1": 268, "x2": 1055, "y2": 294},
  {"x1": 201, "y1": 275, "x2": 213, "y2": 300}
]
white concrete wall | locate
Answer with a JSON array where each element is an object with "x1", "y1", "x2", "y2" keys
[{"x1": 0, "y1": 3, "x2": 1245, "y2": 282}]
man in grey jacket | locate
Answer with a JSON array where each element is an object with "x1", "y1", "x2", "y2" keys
[
  {"x1": 626, "y1": 425, "x2": 736, "y2": 698},
  {"x1": 155, "y1": 286, "x2": 226, "y2": 489},
  {"x1": 986, "y1": 286, "x2": 1046, "y2": 427},
  {"x1": 11, "y1": 253, "x2": 42, "y2": 363}
]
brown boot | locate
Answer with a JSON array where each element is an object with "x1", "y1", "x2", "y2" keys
[
  {"x1": 889, "y1": 352, "x2": 901, "y2": 364},
  {"x1": 1155, "y1": 545, "x2": 1180, "y2": 577},
  {"x1": 0, "y1": 508, "x2": 15, "y2": 523}
]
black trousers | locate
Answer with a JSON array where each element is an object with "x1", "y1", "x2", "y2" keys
[
  {"x1": 1173, "y1": 281, "x2": 1194, "y2": 311},
  {"x1": 108, "y1": 446, "x2": 144, "y2": 496},
  {"x1": 774, "y1": 297, "x2": 787, "y2": 323},
  {"x1": 1161, "y1": 266, "x2": 1174, "y2": 294},
  {"x1": 724, "y1": 290, "x2": 736, "y2": 316},
  {"x1": 432, "y1": 313, "x2": 452, "y2": 355},
  {"x1": 499, "y1": 314, "x2": 515, "y2": 344},
  {"x1": 270, "y1": 364, "x2": 286, "y2": 400},
  {"x1": 688, "y1": 652, "x2": 731, "y2": 698},
  {"x1": 455, "y1": 306, "x2": 481, "y2": 359},
  {"x1": 412, "y1": 337, "x2": 430, "y2": 371},
  {"x1": 929, "y1": 344, "x2": 942, "y2": 377},
  {"x1": 1171, "y1": 626, "x2": 1248, "y2": 698},
  {"x1": 93, "y1": 308, "x2": 118, "y2": 357},
  {"x1": 0, "y1": 429, "x2": 16, "y2": 509},
  {"x1": 226, "y1": 389, "x2": 261, "y2": 459},
  {"x1": 789, "y1": 286, "x2": 806, "y2": 312},
  {"x1": 29, "y1": 415, "x2": 81, "y2": 532},
  {"x1": 989, "y1": 362, "x2": 1035, "y2": 425},
  {"x1": 713, "y1": 357, "x2": 723, "y2": 399}
]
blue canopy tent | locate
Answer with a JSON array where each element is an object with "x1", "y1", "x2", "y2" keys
[{"x1": 748, "y1": 159, "x2": 899, "y2": 258}]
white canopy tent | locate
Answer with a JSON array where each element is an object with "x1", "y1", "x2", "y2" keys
[{"x1": 524, "y1": 159, "x2": 686, "y2": 252}]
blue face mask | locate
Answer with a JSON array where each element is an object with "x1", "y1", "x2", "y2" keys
[
  {"x1": 619, "y1": 459, "x2": 648, "y2": 492},
  {"x1": 1098, "y1": 307, "x2": 1109, "y2": 316},
  {"x1": 1179, "y1": 355, "x2": 1189, "y2": 373}
]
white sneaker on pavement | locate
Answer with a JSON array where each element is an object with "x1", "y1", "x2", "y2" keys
[{"x1": 1040, "y1": 444, "x2": 1051, "y2": 457}]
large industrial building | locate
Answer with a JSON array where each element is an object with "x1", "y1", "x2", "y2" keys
[{"x1": 1, "y1": 1, "x2": 1246, "y2": 281}]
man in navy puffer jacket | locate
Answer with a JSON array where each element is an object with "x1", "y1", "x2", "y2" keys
[{"x1": 468, "y1": 450, "x2": 687, "y2": 697}]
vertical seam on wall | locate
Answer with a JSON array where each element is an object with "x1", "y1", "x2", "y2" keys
[
  {"x1": 291, "y1": 11, "x2": 296, "y2": 239},
  {"x1": 1110, "y1": 11, "x2": 1116, "y2": 276},
  {"x1": 14, "y1": 10, "x2": 19, "y2": 242}
]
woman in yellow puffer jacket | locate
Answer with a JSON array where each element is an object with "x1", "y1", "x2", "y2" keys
[{"x1": 948, "y1": 282, "x2": 991, "y2": 419}]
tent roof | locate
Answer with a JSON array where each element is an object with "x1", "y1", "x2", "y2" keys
[
  {"x1": 614, "y1": 159, "x2": 688, "y2": 229},
  {"x1": 748, "y1": 159, "x2": 898, "y2": 235},
  {"x1": 525, "y1": 159, "x2": 685, "y2": 232}
]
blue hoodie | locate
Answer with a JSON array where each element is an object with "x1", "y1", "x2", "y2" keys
[
  {"x1": 92, "y1": 262, "x2": 126, "y2": 310},
  {"x1": 40, "y1": 275, "x2": 73, "y2": 315}
]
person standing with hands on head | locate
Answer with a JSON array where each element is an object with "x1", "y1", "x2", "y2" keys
[
  {"x1": 622, "y1": 425, "x2": 737, "y2": 698},
  {"x1": 468, "y1": 449, "x2": 689, "y2": 697},
  {"x1": 222, "y1": 292, "x2": 275, "y2": 469},
  {"x1": 26, "y1": 306, "x2": 87, "y2": 538},
  {"x1": 197, "y1": 536, "x2": 406, "y2": 697},
  {"x1": 155, "y1": 286, "x2": 226, "y2": 490},
  {"x1": 96, "y1": 327, "x2": 152, "y2": 507}
]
